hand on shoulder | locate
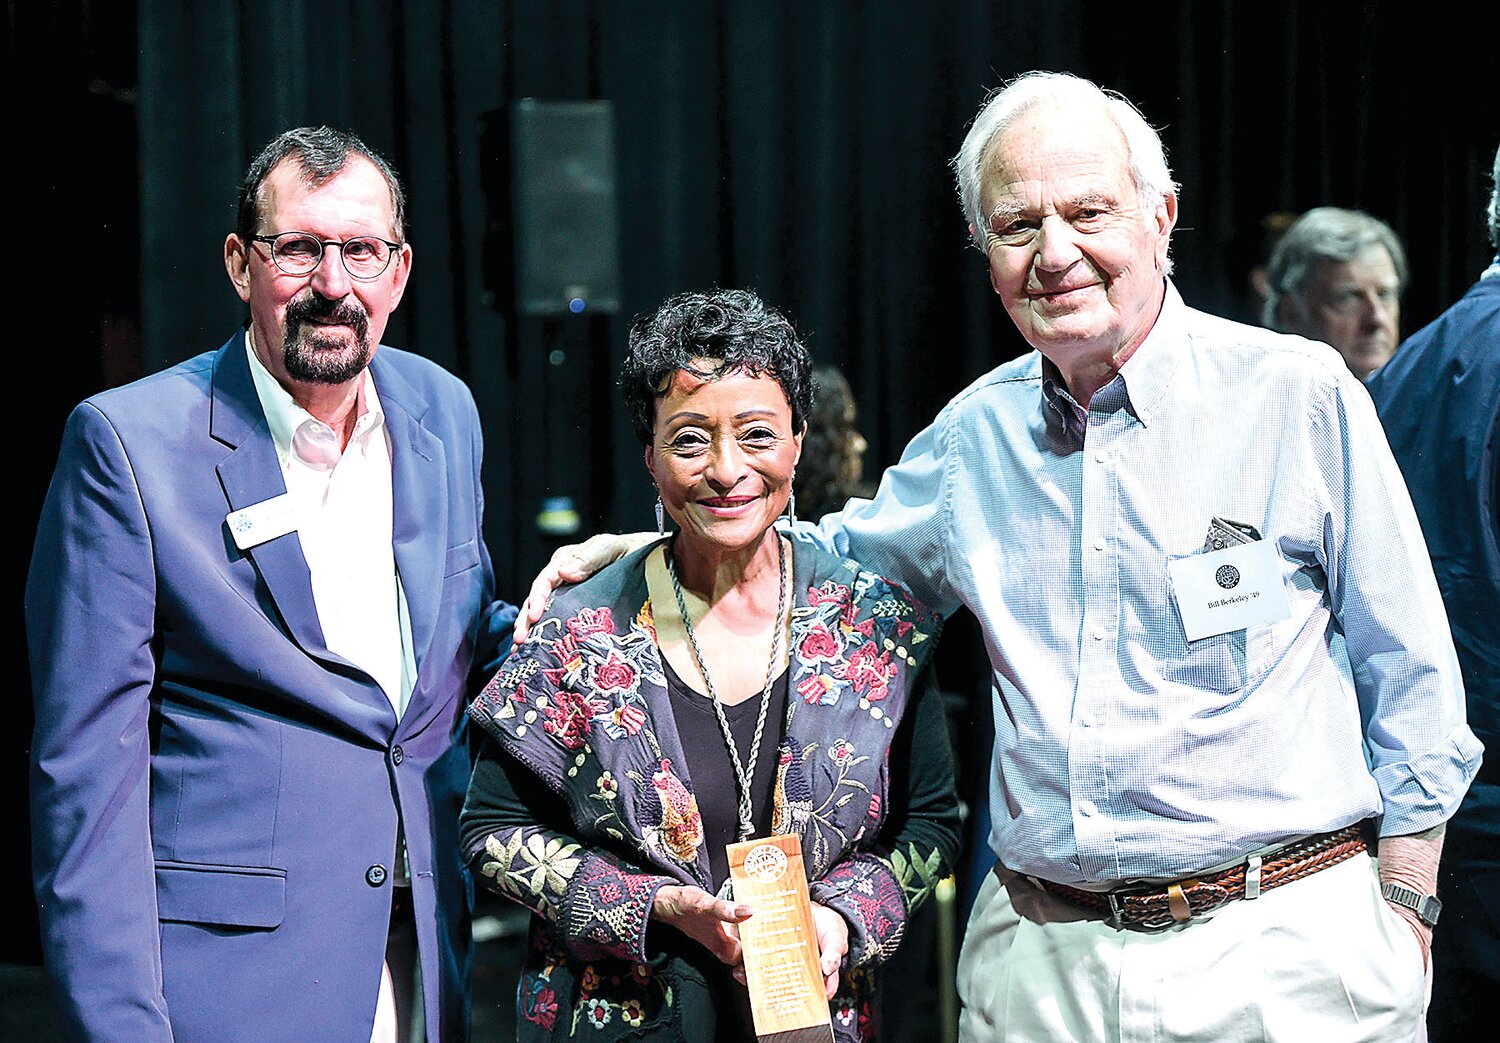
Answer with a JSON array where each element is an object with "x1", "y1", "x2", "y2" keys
[{"x1": 514, "y1": 532, "x2": 658, "y2": 644}]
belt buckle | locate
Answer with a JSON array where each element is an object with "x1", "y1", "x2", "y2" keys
[
  {"x1": 1106, "y1": 889, "x2": 1127, "y2": 928},
  {"x1": 1104, "y1": 880, "x2": 1160, "y2": 929},
  {"x1": 1108, "y1": 877, "x2": 1224, "y2": 930}
]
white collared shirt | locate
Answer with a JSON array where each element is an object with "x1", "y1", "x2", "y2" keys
[{"x1": 245, "y1": 334, "x2": 415, "y2": 716}]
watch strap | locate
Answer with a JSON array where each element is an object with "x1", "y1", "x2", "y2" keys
[{"x1": 1382, "y1": 882, "x2": 1442, "y2": 927}]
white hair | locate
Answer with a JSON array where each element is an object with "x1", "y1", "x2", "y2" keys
[
  {"x1": 952, "y1": 71, "x2": 1180, "y2": 271},
  {"x1": 1488, "y1": 142, "x2": 1499, "y2": 251}
]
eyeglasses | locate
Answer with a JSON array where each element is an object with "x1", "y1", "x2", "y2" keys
[{"x1": 249, "y1": 231, "x2": 403, "y2": 280}]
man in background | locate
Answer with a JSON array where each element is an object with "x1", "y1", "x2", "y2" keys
[
  {"x1": 1368, "y1": 144, "x2": 1500, "y2": 1043},
  {"x1": 1263, "y1": 206, "x2": 1408, "y2": 379},
  {"x1": 28, "y1": 127, "x2": 512, "y2": 1042}
]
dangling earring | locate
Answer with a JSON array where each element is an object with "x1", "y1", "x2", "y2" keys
[
  {"x1": 786, "y1": 473, "x2": 797, "y2": 526},
  {"x1": 655, "y1": 495, "x2": 666, "y2": 535}
]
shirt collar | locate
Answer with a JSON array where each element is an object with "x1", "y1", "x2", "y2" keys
[
  {"x1": 1038, "y1": 279, "x2": 1182, "y2": 433},
  {"x1": 243, "y1": 331, "x2": 385, "y2": 467},
  {"x1": 1113, "y1": 279, "x2": 1184, "y2": 428},
  {"x1": 1038, "y1": 358, "x2": 1088, "y2": 446}
]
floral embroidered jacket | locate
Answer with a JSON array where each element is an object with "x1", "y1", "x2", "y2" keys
[{"x1": 462, "y1": 539, "x2": 960, "y2": 1041}]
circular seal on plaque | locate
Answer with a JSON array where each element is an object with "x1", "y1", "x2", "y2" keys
[
  {"x1": 743, "y1": 843, "x2": 789, "y2": 883},
  {"x1": 1215, "y1": 564, "x2": 1241, "y2": 589}
]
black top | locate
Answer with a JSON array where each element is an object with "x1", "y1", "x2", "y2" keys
[{"x1": 660, "y1": 654, "x2": 788, "y2": 893}]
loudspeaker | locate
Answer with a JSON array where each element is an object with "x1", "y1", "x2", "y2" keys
[{"x1": 506, "y1": 99, "x2": 621, "y2": 317}]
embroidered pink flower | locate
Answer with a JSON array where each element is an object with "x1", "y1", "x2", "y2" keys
[
  {"x1": 868, "y1": 794, "x2": 881, "y2": 819},
  {"x1": 847, "y1": 642, "x2": 894, "y2": 700},
  {"x1": 798, "y1": 674, "x2": 836, "y2": 704},
  {"x1": 807, "y1": 580, "x2": 851, "y2": 607},
  {"x1": 541, "y1": 689, "x2": 600, "y2": 749},
  {"x1": 555, "y1": 633, "x2": 584, "y2": 675},
  {"x1": 611, "y1": 704, "x2": 646, "y2": 735},
  {"x1": 797, "y1": 622, "x2": 843, "y2": 663},
  {"x1": 567, "y1": 607, "x2": 616, "y2": 640},
  {"x1": 829, "y1": 738, "x2": 855, "y2": 766},
  {"x1": 523, "y1": 986, "x2": 558, "y2": 1030},
  {"x1": 592, "y1": 652, "x2": 638, "y2": 694},
  {"x1": 835, "y1": 1000, "x2": 856, "y2": 1026}
]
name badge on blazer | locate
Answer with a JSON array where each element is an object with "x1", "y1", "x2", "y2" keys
[
  {"x1": 226, "y1": 494, "x2": 297, "y2": 551},
  {"x1": 1167, "y1": 539, "x2": 1291, "y2": 642}
]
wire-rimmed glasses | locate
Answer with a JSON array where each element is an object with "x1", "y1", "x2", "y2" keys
[{"x1": 249, "y1": 231, "x2": 402, "y2": 280}]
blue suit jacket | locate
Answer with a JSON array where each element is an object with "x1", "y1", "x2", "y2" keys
[
  {"x1": 27, "y1": 335, "x2": 514, "y2": 1042},
  {"x1": 1369, "y1": 275, "x2": 1500, "y2": 973}
]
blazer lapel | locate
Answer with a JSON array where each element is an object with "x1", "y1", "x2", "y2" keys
[
  {"x1": 210, "y1": 338, "x2": 401, "y2": 743},
  {"x1": 374, "y1": 358, "x2": 447, "y2": 721},
  {"x1": 210, "y1": 338, "x2": 341, "y2": 666}
]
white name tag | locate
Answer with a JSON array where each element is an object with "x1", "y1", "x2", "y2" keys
[
  {"x1": 226, "y1": 494, "x2": 297, "y2": 551},
  {"x1": 1167, "y1": 539, "x2": 1291, "y2": 642}
]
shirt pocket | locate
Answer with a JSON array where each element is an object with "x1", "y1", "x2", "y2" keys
[{"x1": 1160, "y1": 623, "x2": 1277, "y2": 694}]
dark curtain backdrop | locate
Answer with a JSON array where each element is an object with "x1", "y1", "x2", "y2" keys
[
  {"x1": 130, "y1": 0, "x2": 1500, "y2": 599},
  {"x1": 9, "y1": 0, "x2": 1499, "y2": 964}
]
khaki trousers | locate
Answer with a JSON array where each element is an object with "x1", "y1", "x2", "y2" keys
[{"x1": 957, "y1": 852, "x2": 1425, "y2": 1043}]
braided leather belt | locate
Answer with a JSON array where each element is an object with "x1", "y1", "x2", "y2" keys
[{"x1": 1034, "y1": 823, "x2": 1372, "y2": 930}]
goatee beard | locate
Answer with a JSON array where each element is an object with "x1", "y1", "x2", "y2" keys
[{"x1": 282, "y1": 293, "x2": 372, "y2": 385}]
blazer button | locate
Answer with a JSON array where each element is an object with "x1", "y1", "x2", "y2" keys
[
  {"x1": 391, "y1": 745, "x2": 404, "y2": 766},
  {"x1": 366, "y1": 864, "x2": 388, "y2": 887}
]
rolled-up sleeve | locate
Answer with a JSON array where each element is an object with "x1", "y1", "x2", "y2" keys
[{"x1": 1315, "y1": 375, "x2": 1483, "y2": 835}]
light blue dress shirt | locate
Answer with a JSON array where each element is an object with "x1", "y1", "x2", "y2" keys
[{"x1": 807, "y1": 283, "x2": 1481, "y2": 885}]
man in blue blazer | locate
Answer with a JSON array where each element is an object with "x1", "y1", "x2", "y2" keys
[
  {"x1": 27, "y1": 127, "x2": 513, "y2": 1042},
  {"x1": 1368, "y1": 143, "x2": 1500, "y2": 1043}
]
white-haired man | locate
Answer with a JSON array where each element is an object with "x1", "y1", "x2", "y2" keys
[
  {"x1": 518, "y1": 72, "x2": 1478, "y2": 1041},
  {"x1": 1264, "y1": 207, "x2": 1410, "y2": 380}
]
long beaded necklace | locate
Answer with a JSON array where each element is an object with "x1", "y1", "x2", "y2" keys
[{"x1": 665, "y1": 534, "x2": 789, "y2": 843}]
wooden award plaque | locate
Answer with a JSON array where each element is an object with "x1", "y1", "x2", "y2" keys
[{"x1": 727, "y1": 834, "x2": 835, "y2": 1043}]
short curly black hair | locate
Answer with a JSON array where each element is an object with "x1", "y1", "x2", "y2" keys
[{"x1": 621, "y1": 288, "x2": 814, "y2": 445}]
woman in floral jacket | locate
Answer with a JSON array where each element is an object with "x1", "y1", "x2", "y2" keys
[{"x1": 462, "y1": 289, "x2": 960, "y2": 1041}]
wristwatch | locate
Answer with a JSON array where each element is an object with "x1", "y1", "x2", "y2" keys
[{"x1": 1382, "y1": 883, "x2": 1442, "y2": 927}]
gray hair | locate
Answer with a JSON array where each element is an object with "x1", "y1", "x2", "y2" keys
[
  {"x1": 952, "y1": 71, "x2": 1179, "y2": 270},
  {"x1": 235, "y1": 126, "x2": 406, "y2": 244},
  {"x1": 1488, "y1": 142, "x2": 1499, "y2": 250},
  {"x1": 1262, "y1": 207, "x2": 1408, "y2": 329}
]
